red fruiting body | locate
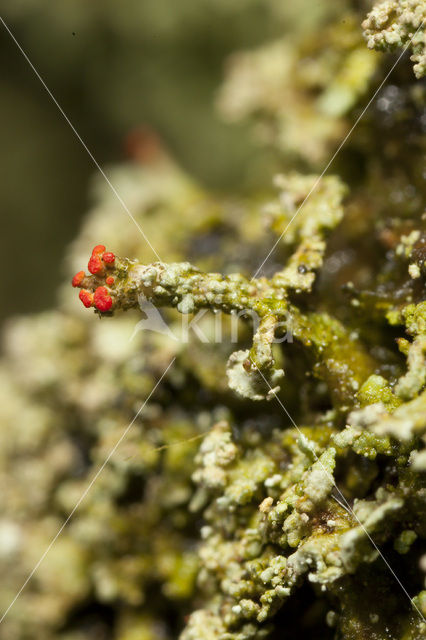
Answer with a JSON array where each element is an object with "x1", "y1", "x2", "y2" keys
[
  {"x1": 94, "y1": 286, "x2": 113, "y2": 312},
  {"x1": 88, "y1": 244, "x2": 107, "y2": 273},
  {"x1": 88, "y1": 254, "x2": 104, "y2": 275},
  {"x1": 75, "y1": 246, "x2": 116, "y2": 310},
  {"x1": 102, "y1": 251, "x2": 115, "y2": 264},
  {"x1": 92, "y1": 245, "x2": 106, "y2": 255},
  {"x1": 72, "y1": 270, "x2": 85, "y2": 287},
  {"x1": 79, "y1": 289, "x2": 94, "y2": 308}
]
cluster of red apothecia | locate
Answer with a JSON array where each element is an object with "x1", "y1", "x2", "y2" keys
[{"x1": 72, "y1": 245, "x2": 116, "y2": 312}]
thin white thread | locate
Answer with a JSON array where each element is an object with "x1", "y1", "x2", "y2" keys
[
  {"x1": 254, "y1": 363, "x2": 425, "y2": 623},
  {"x1": 331, "y1": 493, "x2": 352, "y2": 515},
  {"x1": 2, "y1": 8, "x2": 425, "y2": 627},
  {"x1": 251, "y1": 17, "x2": 426, "y2": 622},
  {"x1": 0, "y1": 357, "x2": 175, "y2": 624},
  {"x1": 0, "y1": 16, "x2": 162, "y2": 263},
  {"x1": 252, "y1": 20, "x2": 425, "y2": 280}
]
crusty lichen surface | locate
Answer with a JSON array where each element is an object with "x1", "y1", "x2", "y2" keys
[
  {"x1": 0, "y1": 2, "x2": 425, "y2": 640},
  {"x1": 72, "y1": 174, "x2": 379, "y2": 405},
  {"x1": 362, "y1": 0, "x2": 426, "y2": 78},
  {"x1": 70, "y1": 169, "x2": 425, "y2": 638}
]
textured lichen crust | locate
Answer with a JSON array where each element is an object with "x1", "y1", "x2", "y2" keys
[
  {"x1": 218, "y1": 14, "x2": 380, "y2": 164},
  {"x1": 71, "y1": 161, "x2": 425, "y2": 638},
  {"x1": 72, "y1": 174, "x2": 379, "y2": 405},
  {"x1": 362, "y1": 0, "x2": 426, "y2": 78},
  {"x1": 0, "y1": 2, "x2": 425, "y2": 640}
]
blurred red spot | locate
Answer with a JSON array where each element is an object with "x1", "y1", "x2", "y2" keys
[{"x1": 124, "y1": 127, "x2": 163, "y2": 164}]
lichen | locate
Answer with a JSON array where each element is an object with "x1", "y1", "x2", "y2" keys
[
  {"x1": 0, "y1": 3, "x2": 425, "y2": 640},
  {"x1": 362, "y1": 0, "x2": 426, "y2": 78}
]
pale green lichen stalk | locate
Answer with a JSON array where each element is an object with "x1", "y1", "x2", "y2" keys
[{"x1": 74, "y1": 175, "x2": 377, "y2": 404}]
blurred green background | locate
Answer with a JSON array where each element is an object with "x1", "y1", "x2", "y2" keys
[{"x1": 0, "y1": 0, "x2": 343, "y2": 324}]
